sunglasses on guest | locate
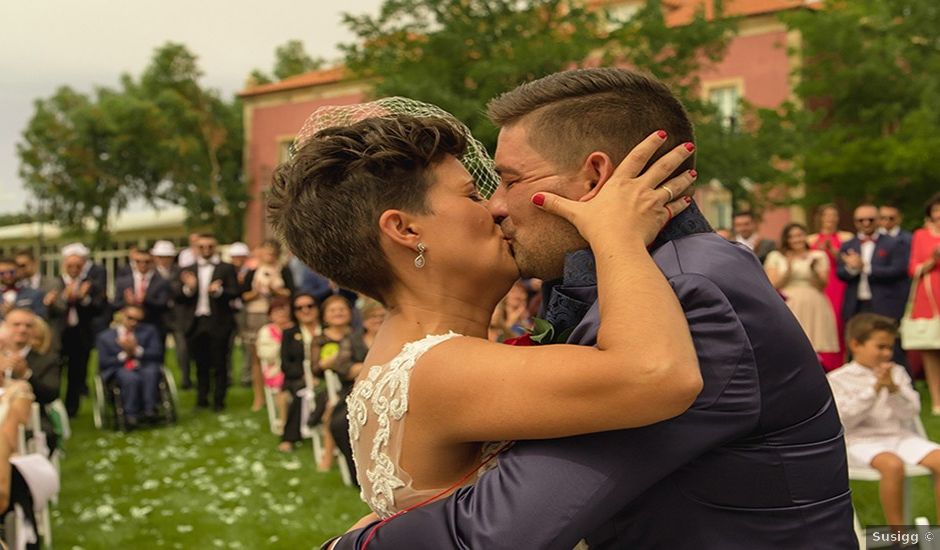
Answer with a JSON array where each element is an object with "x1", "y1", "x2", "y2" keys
[
  {"x1": 854, "y1": 217, "x2": 876, "y2": 223},
  {"x1": 294, "y1": 303, "x2": 317, "y2": 311},
  {"x1": 125, "y1": 315, "x2": 145, "y2": 322}
]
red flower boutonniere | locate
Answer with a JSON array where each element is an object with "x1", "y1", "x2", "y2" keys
[
  {"x1": 503, "y1": 318, "x2": 573, "y2": 346},
  {"x1": 877, "y1": 250, "x2": 888, "y2": 258}
]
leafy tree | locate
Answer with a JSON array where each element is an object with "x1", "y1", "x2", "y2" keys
[
  {"x1": 341, "y1": 0, "x2": 788, "y2": 203},
  {"x1": 779, "y1": 0, "x2": 940, "y2": 225},
  {"x1": 250, "y1": 40, "x2": 325, "y2": 85}
]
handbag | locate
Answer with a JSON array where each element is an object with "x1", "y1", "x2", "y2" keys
[{"x1": 900, "y1": 269, "x2": 940, "y2": 350}]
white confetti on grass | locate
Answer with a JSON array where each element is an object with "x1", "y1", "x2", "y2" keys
[{"x1": 177, "y1": 525, "x2": 193, "y2": 533}]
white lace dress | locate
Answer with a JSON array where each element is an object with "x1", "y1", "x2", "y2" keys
[{"x1": 347, "y1": 332, "x2": 502, "y2": 518}]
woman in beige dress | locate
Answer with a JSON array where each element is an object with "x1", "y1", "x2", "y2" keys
[{"x1": 765, "y1": 223, "x2": 840, "y2": 355}]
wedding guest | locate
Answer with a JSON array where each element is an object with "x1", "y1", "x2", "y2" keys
[
  {"x1": 312, "y1": 295, "x2": 367, "y2": 471},
  {"x1": 809, "y1": 203, "x2": 855, "y2": 370},
  {"x1": 0, "y1": 258, "x2": 45, "y2": 321},
  {"x1": 96, "y1": 305, "x2": 164, "y2": 428},
  {"x1": 838, "y1": 204, "x2": 911, "y2": 366},
  {"x1": 176, "y1": 233, "x2": 200, "y2": 269},
  {"x1": 48, "y1": 243, "x2": 107, "y2": 417},
  {"x1": 113, "y1": 248, "x2": 171, "y2": 334},
  {"x1": 278, "y1": 293, "x2": 319, "y2": 452},
  {"x1": 0, "y1": 380, "x2": 38, "y2": 529},
  {"x1": 907, "y1": 192, "x2": 940, "y2": 413},
  {"x1": 151, "y1": 240, "x2": 192, "y2": 390},
  {"x1": 241, "y1": 240, "x2": 294, "y2": 411},
  {"x1": 880, "y1": 204, "x2": 913, "y2": 247},
  {"x1": 0, "y1": 310, "x2": 60, "y2": 408},
  {"x1": 13, "y1": 249, "x2": 55, "y2": 295},
  {"x1": 256, "y1": 297, "x2": 293, "y2": 435},
  {"x1": 228, "y1": 242, "x2": 252, "y2": 388},
  {"x1": 733, "y1": 211, "x2": 776, "y2": 263},
  {"x1": 765, "y1": 223, "x2": 840, "y2": 359},
  {"x1": 827, "y1": 313, "x2": 940, "y2": 526},
  {"x1": 177, "y1": 235, "x2": 239, "y2": 412}
]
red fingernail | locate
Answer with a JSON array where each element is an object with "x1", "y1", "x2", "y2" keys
[
  {"x1": 689, "y1": 169, "x2": 697, "y2": 178},
  {"x1": 532, "y1": 193, "x2": 545, "y2": 207},
  {"x1": 657, "y1": 130, "x2": 667, "y2": 139},
  {"x1": 684, "y1": 142, "x2": 695, "y2": 152}
]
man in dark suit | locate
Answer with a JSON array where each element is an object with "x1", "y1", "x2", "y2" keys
[
  {"x1": 176, "y1": 234, "x2": 239, "y2": 411},
  {"x1": 13, "y1": 249, "x2": 57, "y2": 305},
  {"x1": 112, "y1": 248, "x2": 171, "y2": 335},
  {"x1": 838, "y1": 203, "x2": 911, "y2": 365},
  {"x1": 0, "y1": 257, "x2": 46, "y2": 320},
  {"x1": 733, "y1": 210, "x2": 777, "y2": 263},
  {"x1": 151, "y1": 240, "x2": 192, "y2": 389},
  {"x1": 96, "y1": 304, "x2": 164, "y2": 428},
  {"x1": 327, "y1": 68, "x2": 855, "y2": 549},
  {"x1": 48, "y1": 243, "x2": 107, "y2": 417},
  {"x1": 879, "y1": 204, "x2": 914, "y2": 247}
]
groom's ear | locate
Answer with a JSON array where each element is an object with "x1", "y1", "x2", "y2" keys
[{"x1": 577, "y1": 151, "x2": 616, "y2": 201}]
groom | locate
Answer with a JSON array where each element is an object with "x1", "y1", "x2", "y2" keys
[{"x1": 328, "y1": 68, "x2": 856, "y2": 549}]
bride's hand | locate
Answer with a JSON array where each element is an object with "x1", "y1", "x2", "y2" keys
[{"x1": 532, "y1": 131, "x2": 697, "y2": 246}]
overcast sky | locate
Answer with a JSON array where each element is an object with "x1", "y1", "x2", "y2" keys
[{"x1": 0, "y1": 0, "x2": 384, "y2": 214}]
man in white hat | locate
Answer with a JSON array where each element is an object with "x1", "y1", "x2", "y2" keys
[
  {"x1": 150, "y1": 240, "x2": 192, "y2": 389},
  {"x1": 48, "y1": 243, "x2": 108, "y2": 417},
  {"x1": 226, "y1": 242, "x2": 252, "y2": 387}
]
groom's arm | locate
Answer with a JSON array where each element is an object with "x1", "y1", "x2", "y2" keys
[{"x1": 329, "y1": 273, "x2": 760, "y2": 550}]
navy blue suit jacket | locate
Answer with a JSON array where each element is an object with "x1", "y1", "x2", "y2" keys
[
  {"x1": 96, "y1": 323, "x2": 164, "y2": 383},
  {"x1": 333, "y1": 232, "x2": 856, "y2": 549},
  {"x1": 2, "y1": 287, "x2": 47, "y2": 320},
  {"x1": 836, "y1": 234, "x2": 910, "y2": 321},
  {"x1": 112, "y1": 272, "x2": 171, "y2": 331}
]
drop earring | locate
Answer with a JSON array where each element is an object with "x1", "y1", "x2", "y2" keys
[{"x1": 414, "y1": 242, "x2": 427, "y2": 269}]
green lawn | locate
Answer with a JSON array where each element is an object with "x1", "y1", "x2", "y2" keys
[
  {"x1": 52, "y1": 349, "x2": 369, "y2": 549},
  {"x1": 50, "y1": 350, "x2": 940, "y2": 548}
]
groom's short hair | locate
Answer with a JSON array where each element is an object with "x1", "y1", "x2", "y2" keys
[{"x1": 487, "y1": 68, "x2": 695, "y2": 177}]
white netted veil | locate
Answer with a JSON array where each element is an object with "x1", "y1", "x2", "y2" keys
[{"x1": 290, "y1": 97, "x2": 500, "y2": 198}]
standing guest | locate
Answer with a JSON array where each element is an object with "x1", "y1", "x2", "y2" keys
[
  {"x1": 732, "y1": 210, "x2": 776, "y2": 263},
  {"x1": 177, "y1": 235, "x2": 239, "y2": 412},
  {"x1": 809, "y1": 203, "x2": 855, "y2": 370},
  {"x1": 838, "y1": 204, "x2": 911, "y2": 366},
  {"x1": 256, "y1": 296, "x2": 293, "y2": 434},
  {"x1": 241, "y1": 240, "x2": 294, "y2": 411},
  {"x1": 113, "y1": 248, "x2": 171, "y2": 334},
  {"x1": 151, "y1": 240, "x2": 191, "y2": 389},
  {"x1": 880, "y1": 204, "x2": 913, "y2": 247},
  {"x1": 226, "y1": 242, "x2": 253, "y2": 388},
  {"x1": 48, "y1": 243, "x2": 107, "y2": 417},
  {"x1": 0, "y1": 258, "x2": 45, "y2": 320},
  {"x1": 764, "y1": 223, "x2": 840, "y2": 359},
  {"x1": 312, "y1": 295, "x2": 367, "y2": 471},
  {"x1": 827, "y1": 313, "x2": 940, "y2": 526},
  {"x1": 13, "y1": 249, "x2": 55, "y2": 295},
  {"x1": 176, "y1": 233, "x2": 200, "y2": 269},
  {"x1": 278, "y1": 293, "x2": 319, "y2": 452},
  {"x1": 96, "y1": 305, "x2": 164, "y2": 428},
  {"x1": 114, "y1": 245, "x2": 139, "y2": 279},
  {"x1": 907, "y1": 192, "x2": 940, "y2": 413}
]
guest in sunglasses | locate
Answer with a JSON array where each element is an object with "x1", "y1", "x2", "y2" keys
[
  {"x1": 879, "y1": 204, "x2": 913, "y2": 248},
  {"x1": 278, "y1": 293, "x2": 320, "y2": 452}
]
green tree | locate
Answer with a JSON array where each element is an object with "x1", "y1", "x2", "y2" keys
[
  {"x1": 250, "y1": 39, "x2": 325, "y2": 85},
  {"x1": 341, "y1": 0, "x2": 787, "y2": 203},
  {"x1": 779, "y1": 0, "x2": 940, "y2": 225}
]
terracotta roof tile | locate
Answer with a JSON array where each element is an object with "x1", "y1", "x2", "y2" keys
[{"x1": 240, "y1": 66, "x2": 347, "y2": 98}]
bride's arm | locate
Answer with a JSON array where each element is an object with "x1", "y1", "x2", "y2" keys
[{"x1": 410, "y1": 136, "x2": 701, "y2": 443}]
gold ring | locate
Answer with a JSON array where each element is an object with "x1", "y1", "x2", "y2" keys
[{"x1": 662, "y1": 185, "x2": 674, "y2": 202}]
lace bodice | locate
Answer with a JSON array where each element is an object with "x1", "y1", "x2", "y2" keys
[{"x1": 347, "y1": 332, "x2": 472, "y2": 518}]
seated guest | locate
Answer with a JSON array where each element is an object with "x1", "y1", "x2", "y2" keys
[
  {"x1": 0, "y1": 310, "x2": 59, "y2": 407},
  {"x1": 278, "y1": 293, "x2": 320, "y2": 452},
  {"x1": 312, "y1": 295, "x2": 367, "y2": 471},
  {"x1": 827, "y1": 313, "x2": 940, "y2": 526},
  {"x1": 96, "y1": 305, "x2": 164, "y2": 428},
  {"x1": 256, "y1": 297, "x2": 293, "y2": 434},
  {"x1": 0, "y1": 379, "x2": 43, "y2": 548},
  {"x1": 113, "y1": 248, "x2": 171, "y2": 335},
  {"x1": 0, "y1": 258, "x2": 45, "y2": 321}
]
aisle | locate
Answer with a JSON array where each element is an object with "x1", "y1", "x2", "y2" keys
[{"x1": 52, "y1": 352, "x2": 368, "y2": 549}]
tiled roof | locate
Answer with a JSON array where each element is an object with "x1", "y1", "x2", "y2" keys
[{"x1": 239, "y1": 66, "x2": 347, "y2": 98}]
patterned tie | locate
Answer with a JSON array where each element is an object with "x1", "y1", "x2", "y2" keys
[{"x1": 137, "y1": 274, "x2": 148, "y2": 302}]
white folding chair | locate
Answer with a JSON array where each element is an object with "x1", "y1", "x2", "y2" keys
[
  {"x1": 264, "y1": 385, "x2": 280, "y2": 434},
  {"x1": 45, "y1": 399, "x2": 70, "y2": 441},
  {"x1": 850, "y1": 416, "x2": 934, "y2": 543}
]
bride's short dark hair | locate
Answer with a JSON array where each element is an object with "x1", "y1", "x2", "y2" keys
[{"x1": 267, "y1": 115, "x2": 467, "y2": 303}]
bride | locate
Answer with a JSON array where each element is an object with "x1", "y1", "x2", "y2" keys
[{"x1": 266, "y1": 110, "x2": 700, "y2": 525}]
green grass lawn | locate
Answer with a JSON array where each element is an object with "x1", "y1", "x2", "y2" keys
[
  {"x1": 50, "y1": 350, "x2": 940, "y2": 548},
  {"x1": 52, "y1": 348, "x2": 370, "y2": 549}
]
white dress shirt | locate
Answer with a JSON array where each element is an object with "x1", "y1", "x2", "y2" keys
[{"x1": 195, "y1": 261, "x2": 215, "y2": 317}]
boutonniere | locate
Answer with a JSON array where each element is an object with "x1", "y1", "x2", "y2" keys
[
  {"x1": 294, "y1": 332, "x2": 303, "y2": 341},
  {"x1": 503, "y1": 318, "x2": 573, "y2": 346},
  {"x1": 877, "y1": 250, "x2": 888, "y2": 258}
]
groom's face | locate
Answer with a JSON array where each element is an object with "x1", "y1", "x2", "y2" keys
[{"x1": 489, "y1": 121, "x2": 590, "y2": 280}]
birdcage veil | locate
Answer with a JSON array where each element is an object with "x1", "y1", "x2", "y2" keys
[{"x1": 290, "y1": 97, "x2": 500, "y2": 198}]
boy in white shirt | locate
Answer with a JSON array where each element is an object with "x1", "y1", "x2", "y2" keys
[{"x1": 828, "y1": 313, "x2": 940, "y2": 525}]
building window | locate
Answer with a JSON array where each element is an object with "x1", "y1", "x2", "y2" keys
[{"x1": 708, "y1": 85, "x2": 741, "y2": 131}]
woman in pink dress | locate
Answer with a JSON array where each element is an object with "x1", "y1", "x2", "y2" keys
[
  {"x1": 908, "y1": 193, "x2": 940, "y2": 413},
  {"x1": 808, "y1": 204, "x2": 854, "y2": 371}
]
